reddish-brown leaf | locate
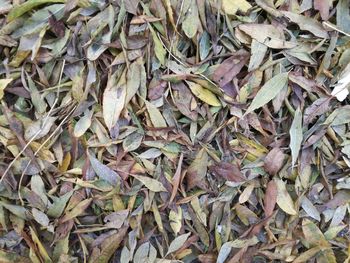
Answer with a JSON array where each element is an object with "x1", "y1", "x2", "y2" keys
[
  {"x1": 264, "y1": 180, "x2": 277, "y2": 217},
  {"x1": 314, "y1": 0, "x2": 331, "y2": 20},
  {"x1": 264, "y1": 148, "x2": 285, "y2": 175},
  {"x1": 210, "y1": 161, "x2": 246, "y2": 182},
  {"x1": 212, "y1": 50, "x2": 250, "y2": 88}
]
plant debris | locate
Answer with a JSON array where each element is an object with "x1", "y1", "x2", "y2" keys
[{"x1": 1, "y1": 0, "x2": 350, "y2": 262}]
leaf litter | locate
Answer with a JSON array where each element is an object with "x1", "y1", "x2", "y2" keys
[{"x1": 0, "y1": 0, "x2": 350, "y2": 262}]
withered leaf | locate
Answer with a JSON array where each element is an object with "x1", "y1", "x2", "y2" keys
[
  {"x1": 264, "y1": 148, "x2": 285, "y2": 175},
  {"x1": 103, "y1": 70, "x2": 126, "y2": 130},
  {"x1": 0, "y1": 1, "x2": 347, "y2": 260},
  {"x1": 275, "y1": 178, "x2": 297, "y2": 215},
  {"x1": 210, "y1": 161, "x2": 246, "y2": 182},
  {"x1": 264, "y1": 180, "x2": 277, "y2": 217},
  {"x1": 212, "y1": 50, "x2": 249, "y2": 87}
]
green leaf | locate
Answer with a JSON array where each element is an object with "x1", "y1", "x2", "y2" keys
[
  {"x1": 132, "y1": 175, "x2": 167, "y2": 192},
  {"x1": 125, "y1": 58, "x2": 143, "y2": 105},
  {"x1": 123, "y1": 132, "x2": 143, "y2": 152},
  {"x1": 246, "y1": 72, "x2": 288, "y2": 114},
  {"x1": 74, "y1": 109, "x2": 93, "y2": 137},
  {"x1": 31, "y1": 175, "x2": 49, "y2": 207},
  {"x1": 166, "y1": 232, "x2": 191, "y2": 255},
  {"x1": 149, "y1": 25, "x2": 166, "y2": 65},
  {"x1": 289, "y1": 107, "x2": 303, "y2": 166},
  {"x1": 248, "y1": 40, "x2": 267, "y2": 71},
  {"x1": 293, "y1": 247, "x2": 321, "y2": 263},
  {"x1": 26, "y1": 74, "x2": 47, "y2": 115},
  {"x1": 0, "y1": 201, "x2": 28, "y2": 219},
  {"x1": 12, "y1": 4, "x2": 65, "y2": 38},
  {"x1": 7, "y1": 0, "x2": 65, "y2": 21},
  {"x1": 47, "y1": 190, "x2": 73, "y2": 218},
  {"x1": 182, "y1": 0, "x2": 199, "y2": 38}
]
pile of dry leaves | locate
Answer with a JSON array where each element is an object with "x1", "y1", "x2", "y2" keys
[{"x1": 1, "y1": 0, "x2": 350, "y2": 262}]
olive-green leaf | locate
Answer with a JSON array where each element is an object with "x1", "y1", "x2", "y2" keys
[
  {"x1": 132, "y1": 175, "x2": 167, "y2": 192},
  {"x1": 245, "y1": 72, "x2": 288, "y2": 114},
  {"x1": 149, "y1": 25, "x2": 166, "y2": 65},
  {"x1": 61, "y1": 198, "x2": 92, "y2": 223},
  {"x1": 7, "y1": 0, "x2": 65, "y2": 22},
  {"x1": 145, "y1": 100, "x2": 167, "y2": 128},
  {"x1": 166, "y1": 232, "x2": 191, "y2": 255}
]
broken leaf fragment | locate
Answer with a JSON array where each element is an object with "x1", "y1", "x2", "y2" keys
[{"x1": 0, "y1": 79, "x2": 12, "y2": 100}]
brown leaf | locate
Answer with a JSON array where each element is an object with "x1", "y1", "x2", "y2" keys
[
  {"x1": 264, "y1": 180, "x2": 277, "y2": 217},
  {"x1": 169, "y1": 153, "x2": 184, "y2": 204},
  {"x1": 314, "y1": 0, "x2": 332, "y2": 20},
  {"x1": 48, "y1": 11, "x2": 65, "y2": 37},
  {"x1": 210, "y1": 161, "x2": 246, "y2": 182},
  {"x1": 212, "y1": 50, "x2": 249, "y2": 87},
  {"x1": 303, "y1": 98, "x2": 330, "y2": 124},
  {"x1": 264, "y1": 148, "x2": 285, "y2": 175}
]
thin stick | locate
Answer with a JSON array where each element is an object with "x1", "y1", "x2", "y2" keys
[{"x1": 323, "y1": 21, "x2": 350, "y2": 38}]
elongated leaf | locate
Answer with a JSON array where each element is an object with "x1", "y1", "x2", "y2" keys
[
  {"x1": 0, "y1": 202, "x2": 28, "y2": 219},
  {"x1": 245, "y1": 72, "x2": 288, "y2": 114},
  {"x1": 89, "y1": 154, "x2": 121, "y2": 186},
  {"x1": 289, "y1": 107, "x2": 303, "y2": 166},
  {"x1": 132, "y1": 175, "x2": 167, "y2": 192},
  {"x1": 166, "y1": 232, "x2": 191, "y2": 255},
  {"x1": 8, "y1": 0, "x2": 65, "y2": 21},
  {"x1": 275, "y1": 178, "x2": 297, "y2": 215},
  {"x1": 182, "y1": 0, "x2": 199, "y2": 38},
  {"x1": 88, "y1": 227, "x2": 128, "y2": 263},
  {"x1": 149, "y1": 25, "x2": 166, "y2": 65},
  {"x1": 187, "y1": 81, "x2": 221, "y2": 107},
  {"x1": 145, "y1": 100, "x2": 167, "y2": 127},
  {"x1": 47, "y1": 190, "x2": 73, "y2": 218},
  {"x1": 103, "y1": 70, "x2": 126, "y2": 130},
  {"x1": 281, "y1": 11, "x2": 329, "y2": 38},
  {"x1": 61, "y1": 198, "x2": 92, "y2": 223}
]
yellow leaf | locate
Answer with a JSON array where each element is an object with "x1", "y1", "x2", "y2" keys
[
  {"x1": 145, "y1": 100, "x2": 167, "y2": 128},
  {"x1": 29, "y1": 227, "x2": 52, "y2": 263},
  {"x1": 169, "y1": 206, "x2": 182, "y2": 235},
  {"x1": 187, "y1": 81, "x2": 221, "y2": 107},
  {"x1": 275, "y1": 178, "x2": 297, "y2": 215},
  {"x1": 0, "y1": 79, "x2": 12, "y2": 100},
  {"x1": 222, "y1": 0, "x2": 252, "y2": 15}
]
